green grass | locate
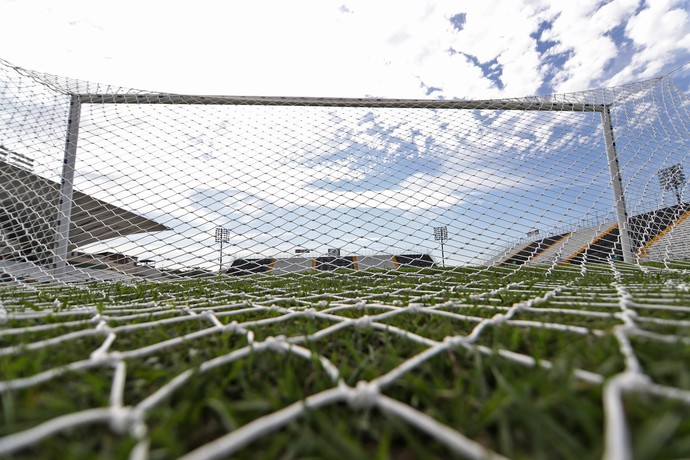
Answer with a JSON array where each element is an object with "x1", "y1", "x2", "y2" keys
[{"x1": 0, "y1": 265, "x2": 689, "y2": 459}]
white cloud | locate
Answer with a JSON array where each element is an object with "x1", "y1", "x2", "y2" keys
[
  {"x1": 2, "y1": 0, "x2": 688, "y2": 100},
  {"x1": 539, "y1": 0, "x2": 639, "y2": 92},
  {"x1": 617, "y1": 0, "x2": 690, "y2": 80},
  {"x1": 535, "y1": 0, "x2": 690, "y2": 92}
]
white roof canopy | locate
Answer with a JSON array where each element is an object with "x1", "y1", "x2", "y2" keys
[{"x1": 0, "y1": 160, "x2": 170, "y2": 263}]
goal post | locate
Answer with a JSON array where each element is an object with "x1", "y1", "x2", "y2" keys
[
  {"x1": 53, "y1": 92, "x2": 635, "y2": 270},
  {"x1": 601, "y1": 105, "x2": 633, "y2": 263},
  {"x1": 53, "y1": 95, "x2": 81, "y2": 271}
]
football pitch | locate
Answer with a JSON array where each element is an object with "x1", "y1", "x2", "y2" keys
[{"x1": 1, "y1": 264, "x2": 689, "y2": 459}]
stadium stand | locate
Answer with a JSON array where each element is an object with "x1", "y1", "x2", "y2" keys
[
  {"x1": 226, "y1": 254, "x2": 435, "y2": 275},
  {"x1": 637, "y1": 205, "x2": 690, "y2": 261},
  {"x1": 498, "y1": 202, "x2": 690, "y2": 266},
  {"x1": 500, "y1": 233, "x2": 572, "y2": 266},
  {"x1": 0, "y1": 157, "x2": 170, "y2": 269}
]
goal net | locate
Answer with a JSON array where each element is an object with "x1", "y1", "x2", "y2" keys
[{"x1": 1, "y1": 58, "x2": 689, "y2": 458}]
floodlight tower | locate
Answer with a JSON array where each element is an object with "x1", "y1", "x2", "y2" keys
[
  {"x1": 658, "y1": 164, "x2": 686, "y2": 205},
  {"x1": 433, "y1": 226, "x2": 449, "y2": 267},
  {"x1": 215, "y1": 227, "x2": 230, "y2": 272}
]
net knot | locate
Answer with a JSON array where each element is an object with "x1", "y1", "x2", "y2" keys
[
  {"x1": 270, "y1": 305, "x2": 290, "y2": 314},
  {"x1": 95, "y1": 321, "x2": 112, "y2": 335},
  {"x1": 407, "y1": 303, "x2": 422, "y2": 312},
  {"x1": 615, "y1": 371, "x2": 652, "y2": 391},
  {"x1": 303, "y1": 308, "x2": 316, "y2": 319},
  {"x1": 624, "y1": 309, "x2": 638, "y2": 319},
  {"x1": 109, "y1": 406, "x2": 132, "y2": 435},
  {"x1": 344, "y1": 380, "x2": 379, "y2": 410},
  {"x1": 264, "y1": 335, "x2": 288, "y2": 352},
  {"x1": 110, "y1": 408, "x2": 147, "y2": 438},
  {"x1": 444, "y1": 335, "x2": 466, "y2": 347},
  {"x1": 614, "y1": 310, "x2": 638, "y2": 323},
  {"x1": 129, "y1": 420, "x2": 148, "y2": 439},
  {"x1": 491, "y1": 313, "x2": 507, "y2": 325},
  {"x1": 177, "y1": 305, "x2": 194, "y2": 315},
  {"x1": 355, "y1": 300, "x2": 366, "y2": 309},
  {"x1": 620, "y1": 299, "x2": 634, "y2": 309},
  {"x1": 104, "y1": 351, "x2": 124, "y2": 364},
  {"x1": 354, "y1": 315, "x2": 372, "y2": 329}
]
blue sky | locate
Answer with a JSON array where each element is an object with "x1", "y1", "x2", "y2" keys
[
  {"x1": 1, "y1": 1, "x2": 690, "y2": 268},
  {"x1": 1, "y1": 0, "x2": 689, "y2": 98}
]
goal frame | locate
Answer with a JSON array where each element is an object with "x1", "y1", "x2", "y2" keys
[{"x1": 52, "y1": 94, "x2": 634, "y2": 270}]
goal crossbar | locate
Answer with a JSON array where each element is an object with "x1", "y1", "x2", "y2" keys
[{"x1": 78, "y1": 93, "x2": 607, "y2": 112}]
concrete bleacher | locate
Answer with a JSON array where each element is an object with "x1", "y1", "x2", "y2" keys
[
  {"x1": 485, "y1": 221, "x2": 618, "y2": 268},
  {"x1": 638, "y1": 208, "x2": 690, "y2": 261},
  {"x1": 271, "y1": 258, "x2": 312, "y2": 275},
  {"x1": 528, "y1": 222, "x2": 617, "y2": 265},
  {"x1": 484, "y1": 241, "x2": 535, "y2": 266},
  {"x1": 522, "y1": 232, "x2": 572, "y2": 266},
  {"x1": 489, "y1": 202, "x2": 690, "y2": 267},
  {"x1": 499, "y1": 233, "x2": 571, "y2": 266},
  {"x1": 226, "y1": 254, "x2": 432, "y2": 275},
  {"x1": 354, "y1": 255, "x2": 398, "y2": 270},
  {"x1": 0, "y1": 260, "x2": 138, "y2": 284}
]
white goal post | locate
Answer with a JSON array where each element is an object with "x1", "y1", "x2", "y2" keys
[{"x1": 52, "y1": 93, "x2": 634, "y2": 271}]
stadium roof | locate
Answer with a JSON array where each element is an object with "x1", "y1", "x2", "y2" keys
[{"x1": 0, "y1": 160, "x2": 170, "y2": 262}]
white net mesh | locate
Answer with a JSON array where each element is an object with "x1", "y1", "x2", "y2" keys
[{"x1": 1, "y1": 58, "x2": 689, "y2": 458}]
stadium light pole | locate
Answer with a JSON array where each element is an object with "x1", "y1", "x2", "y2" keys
[
  {"x1": 215, "y1": 227, "x2": 230, "y2": 273},
  {"x1": 658, "y1": 164, "x2": 686, "y2": 205},
  {"x1": 433, "y1": 226, "x2": 449, "y2": 267}
]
